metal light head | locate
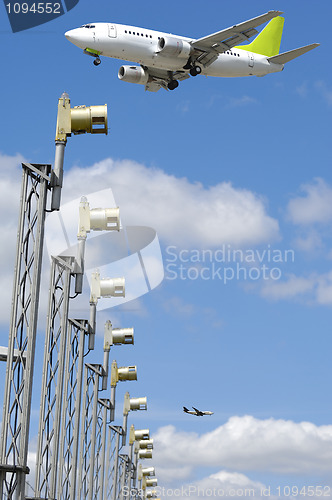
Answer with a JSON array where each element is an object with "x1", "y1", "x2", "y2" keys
[
  {"x1": 139, "y1": 449, "x2": 152, "y2": 459},
  {"x1": 55, "y1": 93, "x2": 108, "y2": 142},
  {"x1": 104, "y1": 321, "x2": 134, "y2": 349}
]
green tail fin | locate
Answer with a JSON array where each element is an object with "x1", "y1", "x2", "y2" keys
[{"x1": 236, "y1": 16, "x2": 284, "y2": 57}]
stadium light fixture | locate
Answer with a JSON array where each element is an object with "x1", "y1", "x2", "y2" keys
[
  {"x1": 88, "y1": 270, "x2": 125, "y2": 349},
  {"x1": 102, "y1": 322, "x2": 134, "y2": 390},
  {"x1": 75, "y1": 198, "x2": 120, "y2": 293},
  {"x1": 52, "y1": 92, "x2": 108, "y2": 211}
]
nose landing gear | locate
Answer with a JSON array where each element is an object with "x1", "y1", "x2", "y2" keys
[{"x1": 93, "y1": 57, "x2": 101, "y2": 66}]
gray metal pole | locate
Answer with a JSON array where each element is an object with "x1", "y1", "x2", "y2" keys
[
  {"x1": 75, "y1": 238, "x2": 86, "y2": 294},
  {"x1": 110, "y1": 386, "x2": 116, "y2": 422},
  {"x1": 89, "y1": 303, "x2": 97, "y2": 350},
  {"x1": 122, "y1": 413, "x2": 129, "y2": 448},
  {"x1": 102, "y1": 347, "x2": 110, "y2": 391},
  {"x1": 133, "y1": 448, "x2": 139, "y2": 490},
  {"x1": 51, "y1": 140, "x2": 66, "y2": 211},
  {"x1": 0, "y1": 163, "x2": 51, "y2": 500}
]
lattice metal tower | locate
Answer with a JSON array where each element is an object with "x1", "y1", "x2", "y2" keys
[{"x1": 0, "y1": 163, "x2": 51, "y2": 500}]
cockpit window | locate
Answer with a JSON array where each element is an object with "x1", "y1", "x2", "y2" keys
[{"x1": 81, "y1": 24, "x2": 95, "y2": 28}]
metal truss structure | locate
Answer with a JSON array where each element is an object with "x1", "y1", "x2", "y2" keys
[
  {"x1": 57, "y1": 319, "x2": 89, "y2": 500},
  {"x1": 105, "y1": 426, "x2": 121, "y2": 500},
  {"x1": 0, "y1": 163, "x2": 51, "y2": 500},
  {"x1": 0, "y1": 161, "x2": 155, "y2": 500},
  {"x1": 34, "y1": 256, "x2": 74, "y2": 499},
  {"x1": 118, "y1": 454, "x2": 131, "y2": 500},
  {"x1": 78, "y1": 363, "x2": 107, "y2": 500}
]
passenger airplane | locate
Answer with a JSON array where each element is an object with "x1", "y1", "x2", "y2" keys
[
  {"x1": 183, "y1": 406, "x2": 214, "y2": 417},
  {"x1": 65, "y1": 10, "x2": 319, "y2": 92}
]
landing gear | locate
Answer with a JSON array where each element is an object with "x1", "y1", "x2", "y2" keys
[
  {"x1": 189, "y1": 65, "x2": 202, "y2": 77},
  {"x1": 168, "y1": 79, "x2": 179, "y2": 91},
  {"x1": 93, "y1": 57, "x2": 101, "y2": 66}
]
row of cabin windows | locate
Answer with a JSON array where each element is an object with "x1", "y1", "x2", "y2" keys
[
  {"x1": 124, "y1": 30, "x2": 153, "y2": 38},
  {"x1": 123, "y1": 31, "x2": 241, "y2": 56}
]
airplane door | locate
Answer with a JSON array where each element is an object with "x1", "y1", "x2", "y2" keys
[
  {"x1": 108, "y1": 24, "x2": 117, "y2": 38},
  {"x1": 248, "y1": 52, "x2": 254, "y2": 68}
]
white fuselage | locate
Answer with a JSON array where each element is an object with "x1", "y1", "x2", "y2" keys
[{"x1": 65, "y1": 22, "x2": 284, "y2": 78}]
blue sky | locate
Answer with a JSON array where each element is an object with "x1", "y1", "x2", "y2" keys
[{"x1": 0, "y1": 0, "x2": 332, "y2": 497}]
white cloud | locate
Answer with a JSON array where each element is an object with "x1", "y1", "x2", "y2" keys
[
  {"x1": 292, "y1": 229, "x2": 323, "y2": 253},
  {"x1": 152, "y1": 416, "x2": 332, "y2": 484},
  {"x1": 296, "y1": 81, "x2": 309, "y2": 98},
  {"x1": 162, "y1": 296, "x2": 195, "y2": 316},
  {"x1": 226, "y1": 95, "x2": 258, "y2": 108},
  {"x1": 287, "y1": 178, "x2": 332, "y2": 225},
  {"x1": 315, "y1": 81, "x2": 332, "y2": 106},
  {"x1": 0, "y1": 154, "x2": 279, "y2": 323},
  {"x1": 316, "y1": 271, "x2": 332, "y2": 305},
  {"x1": 259, "y1": 273, "x2": 316, "y2": 301},
  {"x1": 259, "y1": 271, "x2": 332, "y2": 306},
  {"x1": 172, "y1": 470, "x2": 266, "y2": 500},
  {"x1": 158, "y1": 470, "x2": 332, "y2": 499},
  {"x1": 62, "y1": 158, "x2": 279, "y2": 248}
]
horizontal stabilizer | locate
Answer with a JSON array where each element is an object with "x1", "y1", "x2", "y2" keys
[{"x1": 268, "y1": 43, "x2": 319, "y2": 64}]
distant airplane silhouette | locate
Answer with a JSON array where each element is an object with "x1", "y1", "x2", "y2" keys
[{"x1": 183, "y1": 406, "x2": 214, "y2": 416}]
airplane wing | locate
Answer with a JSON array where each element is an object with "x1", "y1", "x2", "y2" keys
[
  {"x1": 191, "y1": 10, "x2": 283, "y2": 67},
  {"x1": 192, "y1": 407, "x2": 204, "y2": 416},
  {"x1": 144, "y1": 66, "x2": 190, "y2": 92}
]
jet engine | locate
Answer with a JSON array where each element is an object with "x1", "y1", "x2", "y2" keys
[
  {"x1": 118, "y1": 65, "x2": 149, "y2": 85},
  {"x1": 157, "y1": 37, "x2": 192, "y2": 59}
]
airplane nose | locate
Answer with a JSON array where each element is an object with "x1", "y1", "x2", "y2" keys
[
  {"x1": 65, "y1": 28, "x2": 86, "y2": 47},
  {"x1": 65, "y1": 29, "x2": 78, "y2": 41}
]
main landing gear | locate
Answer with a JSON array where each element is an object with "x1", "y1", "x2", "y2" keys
[
  {"x1": 167, "y1": 80, "x2": 179, "y2": 91},
  {"x1": 189, "y1": 65, "x2": 202, "y2": 77},
  {"x1": 184, "y1": 59, "x2": 202, "y2": 77},
  {"x1": 93, "y1": 57, "x2": 101, "y2": 66}
]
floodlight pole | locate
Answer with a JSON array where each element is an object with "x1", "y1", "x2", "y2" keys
[
  {"x1": 51, "y1": 92, "x2": 69, "y2": 211},
  {"x1": 51, "y1": 140, "x2": 66, "y2": 211},
  {"x1": 52, "y1": 92, "x2": 108, "y2": 211},
  {"x1": 0, "y1": 92, "x2": 108, "y2": 499}
]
